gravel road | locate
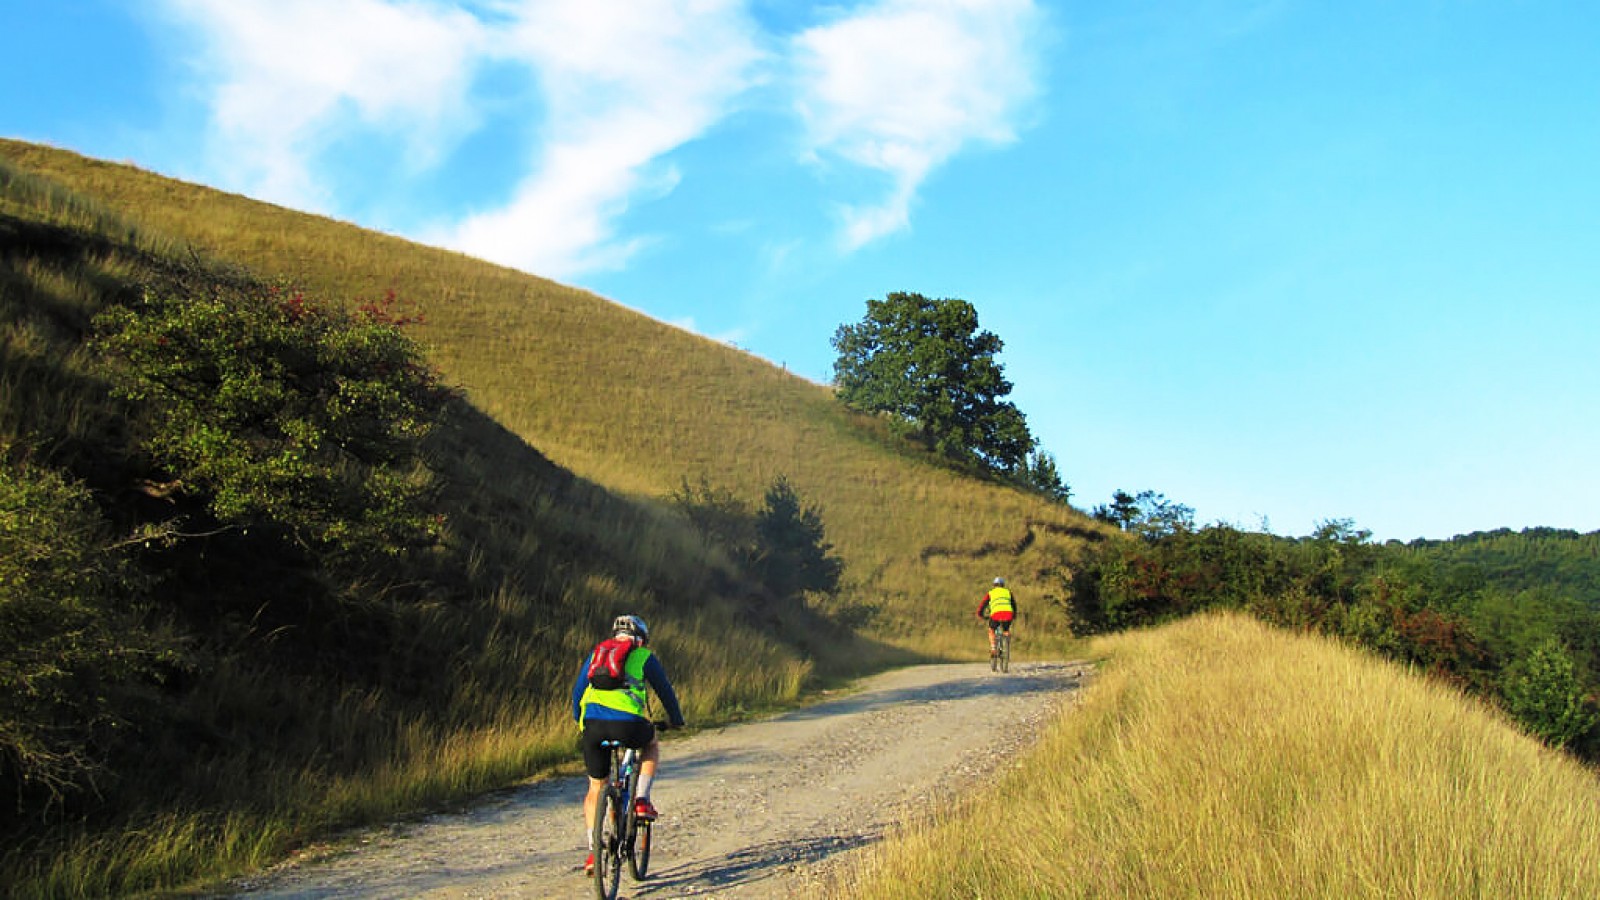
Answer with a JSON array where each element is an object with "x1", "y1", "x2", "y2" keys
[{"x1": 230, "y1": 660, "x2": 1088, "y2": 899}]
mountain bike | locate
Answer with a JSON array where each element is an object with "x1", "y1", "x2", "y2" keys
[
  {"x1": 592, "y1": 722, "x2": 671, "y2": 899},
  {"x1": 991, "y1": 621, "x2": 1011, "y2": 673}
]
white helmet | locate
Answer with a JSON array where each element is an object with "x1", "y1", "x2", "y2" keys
[
  {"x1": 612, "y1": 614, "x2": 649, "y2": 643},
  {"x1": 993, "y1": 577, "x2": 1006, "y2": 587}
]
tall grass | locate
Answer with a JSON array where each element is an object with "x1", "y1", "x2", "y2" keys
[
  {"x1": 840, "y1": 612, "x2": 1600, "y2": 898},
  {"x1": 17, "y1": 707, "x2": 578, "y2": 899},
  {"x1": 4, "y1": 140, "x2": 1072, "y2": 894}
]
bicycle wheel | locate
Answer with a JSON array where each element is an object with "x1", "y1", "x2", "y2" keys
[
  {"x1": 623, "y1": 751, "x2": 651, "y2": 880},
  {"x1": 628, "y1": 819, "x2": 652, "y2": 880},
  {"x1": 592, "y1": 790, "x2": 623, "y2": 900},
  {"x1": 990, "y1": 632, "x2": 999, "y2": 672},
  {"x1": 1000, "y1": 630, "x2": 1011, "y2": 673}
]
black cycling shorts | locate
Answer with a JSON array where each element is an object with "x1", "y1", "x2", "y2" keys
[
  {"x1": 988, "y1": 617, "x2": 1012, "y2": 634},
  {"x1": 580, "y1": 718, "x2": 656, "y2": 780}
]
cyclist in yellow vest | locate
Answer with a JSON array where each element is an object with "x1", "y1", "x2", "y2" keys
[
  {"x1": 571, "y1": 614, "x2": 685, "y2": 877},
  {"x1": 975, "y1": 577, "x2": 1018, "y2": 658}
]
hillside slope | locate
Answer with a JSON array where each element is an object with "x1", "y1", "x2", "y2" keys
[
  {"x1": 0, "y1": 139, "x2": 1111, "y2": 644},
  {"x1": 0, "y1": 138, "x2": 1107, "y2": 895}
]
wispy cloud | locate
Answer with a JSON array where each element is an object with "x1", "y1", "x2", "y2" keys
[
  {"x1": 792, "y1": 0, "x2": 1045, "y2": 249},
  {"x1": 442, "y1": 0, "x2": 766, "y2": 278},
  {"x1": 158, "y1": 0, "x2": 487, "y2": 212},
  {"x1": 151, "y1": 0, "x2": 1043, "y2": 279}
]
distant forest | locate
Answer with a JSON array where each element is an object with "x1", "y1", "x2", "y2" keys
[{"x1": 1071, "y1": 509, "x2": 1600, "y2": 759}]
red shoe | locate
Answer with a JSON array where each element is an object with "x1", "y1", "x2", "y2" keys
[
  {"x1": 584, "y1": 853, "x2": 594, "y2": 877},
  {"x1": 633, "y1": 798, "x2": 659, "y2": 821}
]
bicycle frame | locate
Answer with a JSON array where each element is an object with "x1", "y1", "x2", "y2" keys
[{"x1": 990, "y1": 619, "x2": 1012, "y2": 673}]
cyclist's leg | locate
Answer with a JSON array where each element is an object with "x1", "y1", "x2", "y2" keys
[
  {"x1": 637, "y1": 734, "x2": 660, "y2": 798},
  {"x1": 579, "y1": 723, "x2": 619, "y2": 860},
  {"x1": 583, "y1": 777, "x2": 606, "y2": 839},
  {"x1": 626, "y1": 720, "x2": 661, "y2": 819}
]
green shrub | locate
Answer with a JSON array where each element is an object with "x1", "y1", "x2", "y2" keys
[
  {"x1": 0, "y1": 460, "x2": 164, "y2": 804},
  {"x1": 753, "y1": 475, "x2": 843, "y2": 601},
  {"x1": 1503, "y1": 640, "x2": 1598, "y2": 748},
  {"x1": 92, "y1": 285, "x2": 449, "y2": 562}
]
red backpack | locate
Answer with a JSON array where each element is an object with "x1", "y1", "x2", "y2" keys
[{"x1": 586, "y1": 636, "x2": 640, "y2": 690}]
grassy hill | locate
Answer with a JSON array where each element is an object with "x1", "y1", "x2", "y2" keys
[
  {"x1": 0, "y1": 138, "x2": 1106, "y2": 643},
  {"x1": 0, "y1": 138, "x2": 1105, "y2": 896},
  {"x1": 839, "y1": 612, "x2": 1600, "y2": 898}
]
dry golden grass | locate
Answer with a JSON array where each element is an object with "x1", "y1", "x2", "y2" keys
[
  {"x1": 840, "y1": 612, "x2": 1600, "y2": 899},
  {"x1": 0, "y1": 139, "x2": 1114, "y2": 649}
]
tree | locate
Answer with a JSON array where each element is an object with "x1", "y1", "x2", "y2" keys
[
  {"x1": 1021, "y1": 450, "x2": 1071, "y2": 504},
  {"x1": 1093, "y1": 489, "x2": 1194, "y2": 541},
  {"x1": 753, "y1": 476, "x2": 843, "y2": 600},
  {"x1": 831, "y1": 292, "x2": 1034, "y2": 472}
]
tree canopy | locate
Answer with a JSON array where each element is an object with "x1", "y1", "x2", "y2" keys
[
  {"x1": 831, "y1": 292, "x2": 1033, "y2": 473},
  {"x1": 1092, "y1": 489, "x2": 1195, "y2": 541}
]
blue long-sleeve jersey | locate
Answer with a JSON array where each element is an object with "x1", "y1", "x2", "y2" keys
[{"x1": 571, "y1": 649, "x2": 686, "y2": 727}]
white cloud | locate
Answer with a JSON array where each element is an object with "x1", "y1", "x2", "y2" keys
[
  {"x1": 153, "y1": 0, "x2": 1041, "y2": 281},
  {"x1": 159, "y1": 0, "x2": 487, "y2": 211},
  {"x1": 439, "y1": 0, "x2": 766, "y2": 278},
  {"x1": 792, "y1": 0, "x2": 1044, "y2": 249}
]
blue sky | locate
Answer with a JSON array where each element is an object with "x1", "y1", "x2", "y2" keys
[{"x1": 5, "y1": 0, "x2": 1598, "y2": 542}]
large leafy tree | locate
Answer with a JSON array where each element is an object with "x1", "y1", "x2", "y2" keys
[{"x1": 831, "y1": 292, "x2": 1033, "y2": 472}]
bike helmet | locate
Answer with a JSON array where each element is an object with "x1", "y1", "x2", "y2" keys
[
  {"x1": 612, "y1": 614, "x2": 649, "y2": 643},
  {"x1": 993, "y1": 577, "x2": 1006, "y2": 587}
]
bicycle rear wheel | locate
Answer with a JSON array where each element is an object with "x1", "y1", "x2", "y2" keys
[
  {"x1": 999, "y1": 630, "x2": 1011, "y2": 672},
  {"x1": 592, "y1": 790, "x2": 624, "y2": 900}
]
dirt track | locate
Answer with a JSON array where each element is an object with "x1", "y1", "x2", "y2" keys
[{"x1": 230, "y1": 660, "x2": 1087, "y2": 899}]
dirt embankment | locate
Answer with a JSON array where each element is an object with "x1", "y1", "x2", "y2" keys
[{"x1": 231, "y1": 660, "x2": 1088, "y2": 899}]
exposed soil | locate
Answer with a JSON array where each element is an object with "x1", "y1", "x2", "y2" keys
[{"x1": 230, "y1": 660, "x2": 1088, "y2": 899}]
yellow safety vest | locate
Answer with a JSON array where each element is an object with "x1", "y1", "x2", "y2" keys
[
  {"x1": 580, "y1": 645, "x2": 653, "y2": 725},
  {"x1": 986, "y1": 587, "x2": 1014, "y2": 615}
]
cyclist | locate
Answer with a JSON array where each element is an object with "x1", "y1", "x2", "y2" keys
[
  {"x1": 571, "y1": 614, "x2": 686, "y2": 877},
  {"x1": 975, "y1": 576, "x2": 1017, "y2": 659}
]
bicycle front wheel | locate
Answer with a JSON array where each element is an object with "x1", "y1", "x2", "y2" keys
[
  {"x1": 592, "y1": 791, "x2": 624, "y2": 900},
  {"x1": 628, "y1": 819, "x2": 652, "y2": 880}
]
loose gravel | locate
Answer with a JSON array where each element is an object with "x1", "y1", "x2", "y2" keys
[{"x1": 230, "y1": 660, "x2": 1088, "y2": 899}]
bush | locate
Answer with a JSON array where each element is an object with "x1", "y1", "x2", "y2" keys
[
  {"x1": 92, "y1": 284, "x2": 449, "y2": 562},
  {"x1": 754, "y1": 476, "x2": 843, "y2": 601},
  {"x1": 0, "y1": 460, "x2": 166, "y2": 805},
  {"x1": 1503, "y1": 640, "x2": 1598, "y2": 748}
]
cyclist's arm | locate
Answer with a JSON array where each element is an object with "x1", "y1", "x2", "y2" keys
[
  {"x1": 642, "y1": 655, "x2": 687, "y2": 728},
  {"x1": 570, "y1": 652, "x2": 594, "y2": 722},
  {"x1": 975, "y1": 596, "x2": 989, "y2": 618}
]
